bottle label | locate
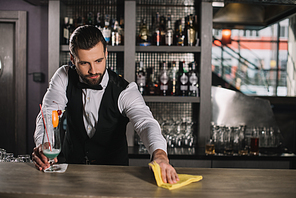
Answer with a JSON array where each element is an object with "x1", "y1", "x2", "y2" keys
[
  {"x1": 189, "y1": 85, "x2": 197, "y2": 91},
  {"x1": 187, "y1": 28, "x2": 195, "y2": 45},
  {"x1": 102, "y1": 28, "x2": 111, "y2": 43},
  {"x1": 116, "y1": 32, "x2": 120, "y2": 45},
  {"x1": 156, "y1": 30, "x2": 160, "y2": 45},
  {"x1": 160, "y1": 85, "x2": 168, "y2": 91},
  {"x1": 181, "y1": 85, "x2": 188, "y2": 91},
  {"x1": 111, "y1": 32, "x2": 116, "y2": 46},
  {"x1": 165, "y1": 32, "x2": 173, "y2": 46},
  {"x1": 64, "y1": 28, "x2": 69, "y2": 39}
]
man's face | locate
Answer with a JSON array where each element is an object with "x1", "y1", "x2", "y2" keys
[{"x1": 71, "y1": 42, "x2": 107, "y2": 86}]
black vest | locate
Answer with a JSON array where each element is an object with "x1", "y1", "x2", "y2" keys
[{"x1": 63, "y1": 68, "x2": 129, "y2": 165}]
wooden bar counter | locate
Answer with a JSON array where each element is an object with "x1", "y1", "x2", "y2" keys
[{"x1": 0, "y1": 162, "x2": 296, "y2": 198}]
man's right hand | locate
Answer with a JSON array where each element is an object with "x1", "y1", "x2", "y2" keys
[{"x1": 32, "y1": 145, "x2": 57, "y2": 171}]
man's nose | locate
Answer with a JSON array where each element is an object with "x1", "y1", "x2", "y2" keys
[{"x1": 88, "y1": 63, "x2": 97, "y2": 74}]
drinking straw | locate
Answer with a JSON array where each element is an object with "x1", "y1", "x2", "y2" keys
[{"x1": 39, "y1": 104, "x2": 52, "y2": 151}]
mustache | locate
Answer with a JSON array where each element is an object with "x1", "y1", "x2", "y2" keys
[{"x1": 85, "y1": 73, "x2": 101, "y2": 78}]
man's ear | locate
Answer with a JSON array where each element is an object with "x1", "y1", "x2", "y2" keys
[
  {"x1": 70, "y1": 53, "x2": 75, "y2": 65},
  {"x1": 105, "y1": 49, "x2": 108, "y2": 59}
]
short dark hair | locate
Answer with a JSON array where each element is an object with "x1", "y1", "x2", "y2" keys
[{"x1": 69, "y1": 25, "x2": 107, "y2": 58}]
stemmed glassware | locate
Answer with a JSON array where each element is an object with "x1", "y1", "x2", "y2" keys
[{"x1": 41, "y1": 108, "x2": 61, "y2": 172}]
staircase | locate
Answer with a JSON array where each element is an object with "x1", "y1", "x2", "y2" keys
[{"x1": 211, "y1": 36, "x2": 271, "y2": 95}]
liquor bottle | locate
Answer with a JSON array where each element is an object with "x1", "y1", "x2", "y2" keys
[
  {"x1": 68, "y1": 18, "x2": 75, "y2": 40},
  {"x1": 86, "y1": 12, "x2": 93, "y2": 25},
  {"x1": 159, "y1": 62, "x2": 170, "y2": 96},
  {"x1": 194, "y1": 14, "x2": 199, "y2": 46},
  {"x1": 76, "y1": 16, "x2": 84, "y2": 27},
  {"x1": 188, "y1": 62, "x2": 199, "y2": 97},
  {"x1": 102, "y1": 14, "x2": 111, "y2": 44},
  {"x1": 95, "y1": 12, "x2": 103, "y2": 31},
  {"x1": 183, "y1": 16, "x2": 189, "y2": 45},
  {"x1": 165, "y1": 14, "x2": 173, "y2": 46},
  {"x1": 160, "y1": 15, "x2": 166, "y2": 45},
  {"x1": 63, "y1": 17, "x2": 70, "y2": 45},
  {"x1": 175, "y1": 19, "x2": 185, "y2": 46},
  {"x1": 152, "y1": 12, "x2": 162, "y2": 46},
  {"x1": 146, "y1": 67, "x2": 158, "y2": 95},
  {"x1": 169, "y1": 61, "x2": 178, "y2": 96},
  {"x1": 111, "y1": 20, "x2": 121, "y2": 46},
  {"x1": 178, "y1": 61, "x2": 188, "y2": 96},
  {"x1": 119, "y1": 15, "x2": 124, "y2": 45},
  {"x1": 138, "y1": 18, "x2": 151, "y2": 46},
  {"x1": 136, "y1": 61, "x2": 146, "y2": 95},
  {"x1": 187, "y1": 15, "x2": 196, "y2": 46}
]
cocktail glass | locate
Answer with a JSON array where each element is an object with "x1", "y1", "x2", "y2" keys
[{"x1": 41, "y1": 109, "x2": 61, "y2": 172}]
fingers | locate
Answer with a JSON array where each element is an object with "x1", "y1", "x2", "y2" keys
[
  {"x1": 161, "y1": 165, "x2": 167, "y2": 183},
  {"x1": 165, "y1": 168, "x2": 179, "y2": 184},
  {"x1": 158, "y1": 162, "x2": 179, "y2": 184},
  {"x1": 32, "y1": 146, "x2": 50, "y2": 171}
]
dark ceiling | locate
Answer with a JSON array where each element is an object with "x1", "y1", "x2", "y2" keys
[
  {"x1": 23, "y1": 0, "x2": 296, "y2": 30},
  {"x1": 212, "y1": 0, "x2": 296, "y2": 30}
]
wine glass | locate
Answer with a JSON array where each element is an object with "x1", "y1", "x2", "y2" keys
[{"x1": 41, "y1": 109, "x2": 61, "y2": 172}]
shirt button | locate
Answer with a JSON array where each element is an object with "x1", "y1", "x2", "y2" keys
[{"x1": 87, "y1": 97, "x2": 90, "y2": 100}]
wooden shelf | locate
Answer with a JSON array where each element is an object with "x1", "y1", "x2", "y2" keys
[{"x1": 143, "y1": 96, "x2": 200, "y2": 103}]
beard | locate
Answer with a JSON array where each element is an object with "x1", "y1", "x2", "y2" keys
[{"x1": 76, "y1": 66, "x2": 106, "y2": 87}]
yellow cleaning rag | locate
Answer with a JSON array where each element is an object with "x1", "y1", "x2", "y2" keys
[{"x1": 149, "y1": 161, "x2": 203, "y2": 190}]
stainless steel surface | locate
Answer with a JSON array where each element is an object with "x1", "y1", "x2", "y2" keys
[
  {"x1": 1, "y1": 163, "x2": 296, "y2": 198},
  {"x1": 213, "y1": 2, "x2": 296, "y2": 30},
  {"x1": 211, "y1": 86, "x2": 278, "y2": 127}
]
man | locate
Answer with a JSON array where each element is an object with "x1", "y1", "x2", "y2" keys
[{"x1": 32, "y1": 25, "x2": 179, "y2": 184}]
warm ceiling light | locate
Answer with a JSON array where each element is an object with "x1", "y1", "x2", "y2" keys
[{"x1": 221, "y1": 29, "x2": 232, "y2": 45}]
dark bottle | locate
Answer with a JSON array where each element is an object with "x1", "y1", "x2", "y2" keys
[
  {"x1": 152, "y1": 12, "x2": 162, "y2": 46},
  {"x1": 159, "y1": 15, "x2": 166, "y2": 45},
  {"x1": 178, "y1": 61, "x2": 188, "y2": 96},
  {"x1": 184, "y1": 16, "x2": 190, "y2": 46},
  {"x1": 165, "y1": 14, "x2": 173, "y2": 46},
  {"x1": 187, "y1": 15, "x2": 196, "y2": 46},
  {"x1": 119, "y1": 15, "x2": 124, "y2": 45},
  {"x1": 86, "y1": 12, "x2": 93, "y2": 25},
  {"x1": 188, "y1": 62, "x2": 199, "y2": 97},
  {"x1": 194, "y1": 14, "x2": 199, "y2": 46},
  {"x1": 146, "y1": 67, "x2": 159, "y2": 95},
  {"x1": 102, "y1": 14, "x2": 111, "y2": 44},
  {"x1": 138, "y1": 18, "x2": 151, "y2": 46},
  {"x1": 175, "y1": 19, "x2": 185, "y2": 46},
  {"x1": 111, "y1": 20, "x2": 121, "y2": 46},
  {"x1": 136, "y1": 61, "x2": 146, "y2": 95},
  {"x1": 76, "y1": 16, "x2": 84, "y2": 27},
  {"x1": 63, "y1": 17, "x2": 70, "y2": 45},
  {"x1": 68, "y1": 18, "x2": 75, "y2": 40},
  {"x1": 159, "y1": 62, "x2": 170, "y2": 96},
  {"x1": 95, "y1": 12, "x2": 103, "y2": 30},
  {"x1": 169, "y1": 61, "x2": 178, "y2": 96}
]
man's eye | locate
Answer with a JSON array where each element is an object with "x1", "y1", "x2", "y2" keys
[
  {"x1": 96, "y1": 60, "x2": 102, "y2": 63},
  {"x1": 80, "y1": 62, "x2": 87, "y2": 65}
]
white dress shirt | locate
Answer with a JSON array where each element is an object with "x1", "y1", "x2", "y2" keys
[{"x1": 34, "y1": 65, "x2": 167, "y2": 157}]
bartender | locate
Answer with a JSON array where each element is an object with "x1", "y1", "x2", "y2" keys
[{"x1": 32, "y1": 25, "x2": 179, "y2": 184}]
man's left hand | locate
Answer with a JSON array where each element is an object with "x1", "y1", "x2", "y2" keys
[{"x1": 152, "y1": 149, "x2": 179, "y2": 184}]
